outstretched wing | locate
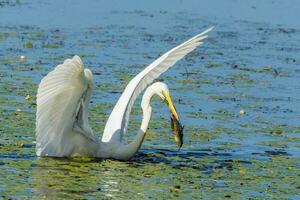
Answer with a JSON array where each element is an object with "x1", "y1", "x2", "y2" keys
[
  {"x1": 36, "y1": 55, "x2": 95, "y2": 156},
  {"x1": 102, "y1": 27, "x2": 213, "y2": 143}
]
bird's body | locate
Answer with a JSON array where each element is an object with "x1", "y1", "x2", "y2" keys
[{"x1": 36, "y1": 27, "x2": 213, "y2": 160}]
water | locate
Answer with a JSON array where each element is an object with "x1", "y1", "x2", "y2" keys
[{"x1": 0, "y1": 0, "x2": 300, "y2": 199}]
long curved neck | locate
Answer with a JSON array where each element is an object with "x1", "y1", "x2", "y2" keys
[{"x1": 113, "y1": 88, "x2": 155, "y2": 160}]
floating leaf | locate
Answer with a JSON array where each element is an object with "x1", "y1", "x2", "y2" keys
[
  {"x1": 24, "y1": 42, "x2": 33, "y2": 48},
  {"x1": 25, "y1": 94, "x2": 31, "y2": 100},
  {"x1": 239, "y1": 109, "x2": 246, "y2": 115},
  {"x1": 239, "y1": 168, "x2": 246, "y2": 175}
]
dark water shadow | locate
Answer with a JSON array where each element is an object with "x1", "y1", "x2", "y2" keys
[
  {"x1": 22, "y1": 148, "x2": 234, "y2": 173},
  {"x1": 134, "y1": 148, "x2": 231, "y2": 160},
  {"x1": 123, "y1": 148, "x2": 234, "y2": 171}
]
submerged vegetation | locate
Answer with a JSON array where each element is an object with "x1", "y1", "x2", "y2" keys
[{"x1": 0, "y1": 0, "x2": 300, "y2": 199}]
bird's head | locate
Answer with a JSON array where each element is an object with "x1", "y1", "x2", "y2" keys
[{"x1": 145, "y1": 82, "x2": 184, "y2": 148}]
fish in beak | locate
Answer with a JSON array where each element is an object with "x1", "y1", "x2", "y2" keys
[
  {"x1": 170, "y1": 114, "x2": 184, "y2": 149},
  {"x1": 163, "y1": 92, "x2": 184, "y2": 149}
]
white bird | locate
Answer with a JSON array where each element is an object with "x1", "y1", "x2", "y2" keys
[{"x1": 36, "y1": 27, "x2": 213, "y2": 160}]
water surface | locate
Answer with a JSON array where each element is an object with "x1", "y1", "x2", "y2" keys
[{"x1": 0, "y1": 0, "x2": 300, "y2": 199}]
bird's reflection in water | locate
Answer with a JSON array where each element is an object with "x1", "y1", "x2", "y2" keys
[
  {"x1": 30, "y1": 149, "x2": 236, "y2": 199},
  {"x1": 31, "y1": 157, "x2": 122, "y2": 199}
]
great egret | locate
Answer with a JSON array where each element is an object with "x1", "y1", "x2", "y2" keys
[{"x1": 36, "y1": 27, "x2": 213, "y2": 160}]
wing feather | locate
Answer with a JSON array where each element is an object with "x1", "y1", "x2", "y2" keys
[
  {"x1": 102, "y1": 27, "x2": 213, "y2": 142},
  {"x1": 36, "y1": 55, "x2": 95, "y2": 156}
]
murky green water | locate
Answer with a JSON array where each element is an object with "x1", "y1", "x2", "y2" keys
[{"x1": 1, "y1": 0, "x2": 300, "y2": 199}]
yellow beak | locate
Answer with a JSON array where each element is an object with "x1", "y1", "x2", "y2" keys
[{"x1": 163, "y1": 91, "x2": 179, "y2": 121}]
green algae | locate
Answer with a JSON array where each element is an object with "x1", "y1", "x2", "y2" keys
[{"x1": 0, "y1": 3, "x2": 300, "y2": 199}]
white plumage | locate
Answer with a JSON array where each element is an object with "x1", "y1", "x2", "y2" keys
[
  {"x1": 36, "y1": 56, "x2": 96, "y2": 156},
  {"x1": 36, "y1": 27, "x2": 213, "y2": 160}
]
